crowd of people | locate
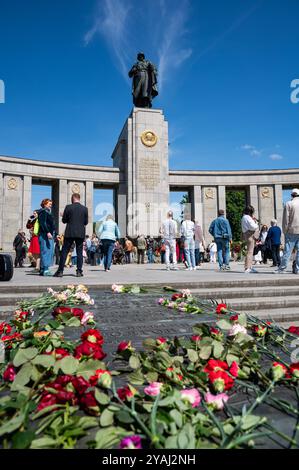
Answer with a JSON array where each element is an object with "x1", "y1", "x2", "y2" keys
[{"x1": 12, "y1": 188, "x2": 299, "y2": 276}]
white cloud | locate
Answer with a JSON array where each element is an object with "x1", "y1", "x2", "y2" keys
[
  {"x1": 84, "y1": 0, "x2": 192, "y2": 91},
  {"x1": 241, "y1": 144, "x2": 262, "y2": 157},
  {"x1": 269, "y1": 153, "x2": 283, "y2": 160}
]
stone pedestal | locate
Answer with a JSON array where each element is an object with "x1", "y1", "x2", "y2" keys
[{"x1": 112, "y1": 108, "x2": 169, "y2": 237}]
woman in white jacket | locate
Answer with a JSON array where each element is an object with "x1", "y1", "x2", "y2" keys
[{"x1": 241, "y1": 205, "x2": 259, "y2": 273}]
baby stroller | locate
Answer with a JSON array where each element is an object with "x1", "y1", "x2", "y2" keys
[{"x1": 112, "y1": 245, "x2": 126, "y2": 265}]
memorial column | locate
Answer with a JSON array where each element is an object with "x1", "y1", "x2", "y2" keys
[{"x1": 85, "y1": 181, "x2": 94, "y2": 236}]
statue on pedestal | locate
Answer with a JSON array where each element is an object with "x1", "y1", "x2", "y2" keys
[{"x1": 128, "y1": 52, "x2": 158, "y2": 108}]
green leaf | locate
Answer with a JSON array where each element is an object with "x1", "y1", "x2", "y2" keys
[
  {"x1": 158, "y1": 396, "x2": 175, "y2": 407},
  {"x1": 216, "y1": 319, "x2": 232, "y2": 331},
  {"x1": 55, "y1": 356, "x2": 79, "y2": 375},
  {"x1": 30, "y1": 437, "x2": 57, "y2": 448},
  {"x1": 32, "y1": 354, "x2": 55, "y2": 369},
  {"x1": 129, "y1": 354, "x2": 141, "y2": 369},
  {"x1": 11, "y1": 363, "x2": 32, "y2": 389},
  {"x1": 241, "y1": 415, "x2": 264, "y2": 431},
  {"x1": 238, "y1": 313, "x2": 247, "y2": 327},
  {"x1": 199, "y1": 345, "x2": 212, "y2": 360},
  {"x1": 178, "y1": 430, "x2": 189, "y2": 449},
  {"x1": 95, "y1": 426, "x2": 127, "y2": 449},
  {"x1": 128, "y1": 369, "x2": 144, "y2": 385},
  {"x1": 130, "y1": 285, "x2": 141, "y2": 294},
  {"x1": 76, "y1": 360, "x2": 106, "y2": 380},
  {"x1": 226, "y1": 354, "x2": 240, "y2": 366},
  {"x1": 100, "y1": 408, "x2": 114, "y2": 427},
  {"x1": 187, "y1": 349, "x2": 198, "y2": 363},
  {"x1": 155, "y1": 351, "x2": 173, "y2": 368},
  {"x1": 65, "y1": 317, "x2": 81, "y2": 327},
  {"x1": 12, "y1": 430, "x2": 35, "y2": 449},
  {"x1": 13, "y1": 347, "x2": 38, "y2": 367},
  {"x1": 170, "y1": 409, "x2": 183, "y2": 428},
  {"x1": 146, "y1": 371, "x2": 159, "y2": 383},
  {"x1": 143, "y1": 338, "x2": 157, "y2": 349},
  {"x1": 165, "y1": 435, "x2": 178, "y2": 448},
  {"x1": 116, "y1": 410, "x2": 135, "y2": 424},
  {"x1": 0, "y1": 413, "x2": 25, "y2": 437},
  {"x1": 95, "y1": 389, "x2": 110, "y2": 405},
  {"x1": 77, "y1": 417, "x2": 98, "y2": 430},
  {"x1": 213, "y1": 341, "x2": 224, "y2": 359}
]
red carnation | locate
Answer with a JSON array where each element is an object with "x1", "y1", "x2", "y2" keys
[
  {"x1": 288, "y1": 326, "x2": 299, "y2": 336},
  {"x1": 216, "y1": 303, "x2": 228, "y2": 314},
  {"x1": 191, "y1": 335, "x2": 201, "y2": 342},
  {"x1": 1, "y1": 332, "x2": 22, "y2": 345},
  {"x1": 37, "y1": 393, "x2": 58, "y2": 411},
  {"x1": 117, "y1": 341, "x2": 133, "y2": 352},
  {"x1": 271, "y1": 362, "x2": 288, "y2": 381},
  {"x1": 204, "y1": 359, "x2": 229, "y2": 373},
  {"x1": 81, "y1": 329, "x2": 104, "y2": 346},
  {"x1": 117, "y1": 385, "x2": 135, "y2": 401},
  {"x1": 3, "y1": 364, "x2": 16, "y2": 382},
  {"x1": 156, "y1": 337, "x2": 167, "y2": 345},
  {"x1": 230, "y1": 315, "x2": 239, "y2": 322},
  {"x1": 171, "y1": 293, "x2": 183, "y2": 301},
  {"x1": 0, "y1": 322, "x2": 12, "y2": 336},
  {"x1": 229, "y1": 361, "x2": 239, "y2": 378},
  {"x1": 252, "y1": 325, "x2": 267, "y2": 337},
  {"x1": 209, "y1": 370, "x2": 234, "y2": 392}
]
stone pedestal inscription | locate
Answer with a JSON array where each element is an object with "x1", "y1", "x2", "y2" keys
[{"x1": 138, "y1": 158, "x2": 161, "y2": 190}]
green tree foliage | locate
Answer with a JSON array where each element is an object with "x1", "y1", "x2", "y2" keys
[{"x1": 226, "y1": 190, "x2": 246, "y2": 241}]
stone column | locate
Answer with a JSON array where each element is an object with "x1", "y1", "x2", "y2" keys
[
  {"x1": 258, "y1": 186, "x2": 275, "y2": 225},
  {"x1": 22, "y1": 176, "x2": 32, "y2": 232},
  {"x1": 3, "y1": 175, "x2": 23, "y2": 251},
  {"x1": 190, "y1": 185, "x2": 203, "y2": 227},
  {"x1": 218, "y1": 186, "x2": 226, "y2": 213},
  {"x1": 115, "y1": 188, "x2": 127, "y2": 238},
  {"x1": 57, "y1": 179, "x2": 67, "y2": 235},
  {"x1": 274, "y1": 184, "x2": 283, "y2": 226},
  {"x1": 0, "y1": 174, "x2": 3, "y2": 250},
  {"x1": 85, "y1": 181, "x2": 94, "y2": 236},
  {"x1": 202, "y1": 187, "x2": 218, "y2": 242},
  {"x1": 249, "y1": 185, "x2": 259, "y2": 221}
]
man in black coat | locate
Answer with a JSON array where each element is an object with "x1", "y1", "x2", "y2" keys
[{"x1": 53, "y1": 193, "x2": 88, "y2": 277}]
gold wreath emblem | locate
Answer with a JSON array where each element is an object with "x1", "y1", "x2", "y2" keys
[
  {"x1": 7, "y1": 177, "x2": 17, "y2": 190},
  {"x1": 141, "y1": 130, "x2": 158, "y2": 147},
  {"x1": 205, "y1": 188, "x2": 214, "y2": 199},
  {"x1": 72, "y1": 184, "x2": 81, "y2": 194},
  {"x1": 261, "y1": 187, "x2": 270, "y2": 199}
]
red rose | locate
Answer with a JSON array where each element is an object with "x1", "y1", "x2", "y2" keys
[
  {"x1": 230, "y1": 315, "x2": 239, "y2": 322},
  {"x1": 1, "y1": 332, "x2": 22, "y2": 345},
  {"x1": 117, "y1": 385, "x2": 135, "y2": 401},
  {"x1": 81, "y1": 329, "x2": 104, "y2": 346},
  {"x1": 89, "y1": 369, "x2": 112, "y2": 388},
  {"x1": 56, "y1": 390, "x2": 77, "y2": 404},
  {"x1": 117, "y1": 341, "x2": 132, "y2": 352},
  {"x1": 72, "y1": 376, "x2": 91, "y2": 395},
  {"x1": 54, "y1": 348, "x2": 70, "y2": 359},
  {"x1": 171, "y1": 293, "x2": 183, "y2": 301},
  {"x1": 3, "y1": 364, "x2": 16, "y2": 382},
  {"x1": 79, "y1": 391, "x2": 99, "y2": 415},
  {"x1": 216, "y1": 303, "x2": 228, "y2": 314},
  {"x1": 289, "y1": 363, "x2": 299, "y2": 379},
  {"x1": 288, "y1": 326, "x2": 299, "y2": 336},
  {"x1": 37, "y1": 393, "x2": 58, "y2": 411},
  {"x1": 74, "y1": 341, "x2": 106, "y2": 360},
  {"x1": 210, "y1": 327, "x2": 223, "y2": 339},
  {"x1": 229, "y1": 361, "x2": 239, "y2": 378},
  {"x1": 53, "y1": 307, "x2": 72, "y2": 316},
  {"x1": 0, "y1": 322, "x2": 12, "y2": 336},
  {"x1": 209, "y1": 370, "x2": 234, "y2": 392},
  {"x1": 71, "y1": 308, "x2": 84, "y2": 319},
  {"x1": 191, "y1": 335, "x2": 201, "y2": 342},
  {"x1": 14, "y1": 311, "x2": 30, "y2": 322},
  {"x1": 252, "y1": 325, "x2": 267, "y2": 337}
]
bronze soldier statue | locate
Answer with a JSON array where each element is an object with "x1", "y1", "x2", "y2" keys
[{"x1": 128, "y1": 52, "x2": 158, "y2": 108}]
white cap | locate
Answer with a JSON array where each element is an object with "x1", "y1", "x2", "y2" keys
[{"x1": 291, "y1": 188, "x2": 299, "y2": 196}]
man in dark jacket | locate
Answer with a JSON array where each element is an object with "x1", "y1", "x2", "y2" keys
[
  {"x1": 53, "y1": 193, "x2": 88, "y2": 277},
  {"x1": 266, "y1": 219, "x2": 282, "y2": 267},
  {"x1": 13, "y1": 230, "x2": 25, "y2": 267}
]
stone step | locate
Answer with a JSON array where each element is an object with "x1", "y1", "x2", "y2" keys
[
  {"x1": 0, "y1": 292, "x2": 40, "y2": 306},
  {"x1": 193, "y1": 285, "x2": 299, "y2": 300},
  {"x1": 227, "y1": 295, "x2": 299, "y2": 312}
]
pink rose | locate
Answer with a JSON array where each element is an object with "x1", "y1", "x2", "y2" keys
[
  {"x1": 180, "y1": 388, "x2": 201, "y2": 407},
  {"x1": 80, "y1": 311, "x2": 95, "y2": 325},
  {"x1": 205, "y1": 392, "x2": 229, "y2": 410},
  {"x1": 228, "y1": 324, "x2": 247, "y2": 337},
  {"x1": 144, "y1": 382, "x2": 163, "y2": 396}
]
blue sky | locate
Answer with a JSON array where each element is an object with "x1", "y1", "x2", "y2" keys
[{"x1": 0, "y1": 0, "x2": 299, "y2": 213}]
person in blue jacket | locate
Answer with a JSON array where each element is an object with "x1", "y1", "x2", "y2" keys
[
  {"x1": 209, "y1": 209, "x2": 232, "y2": 271},
  {"x1": 98, "y1": 215, "x2": 121, "y2": 271},
  {"x1": 266, "y1": 219, "x2": 282, "y2": 267}
]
